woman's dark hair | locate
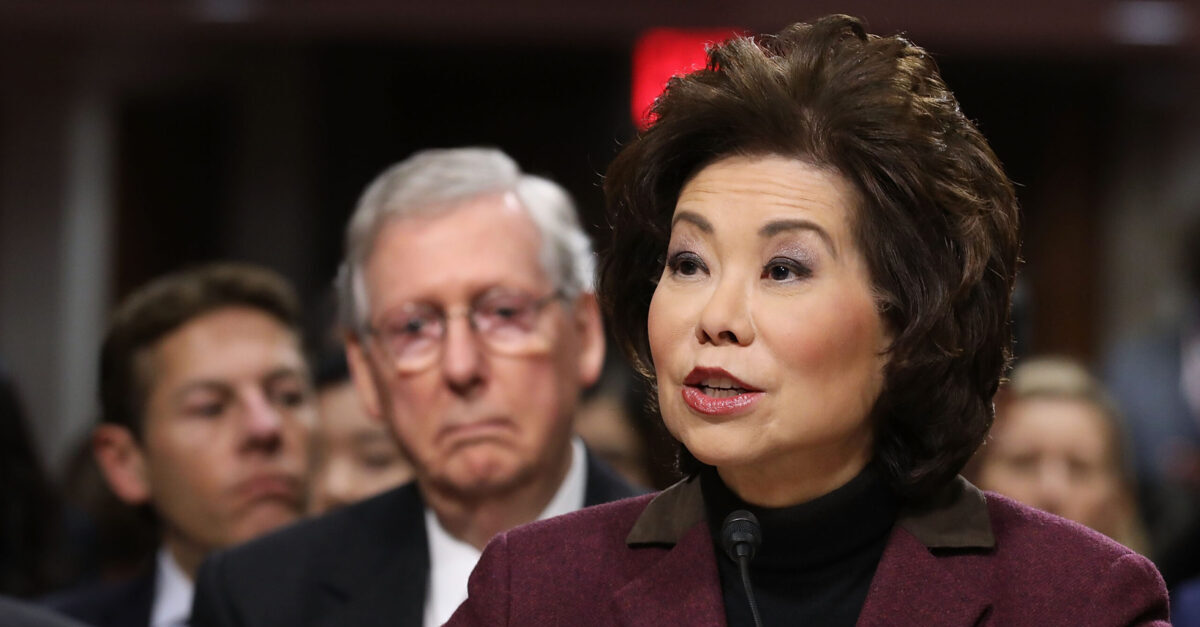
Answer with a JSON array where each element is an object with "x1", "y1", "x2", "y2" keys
[
  {"x1": 99, "y1": 263, "x2": 303, "y2": 438},
  {"x1": 599, "y1": 15, "x2": 1020, "y2": 501}
]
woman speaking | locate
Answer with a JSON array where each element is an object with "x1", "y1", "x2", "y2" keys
[{"x1": 447, "y1": 15, "x2": 1168, "y2": 626}]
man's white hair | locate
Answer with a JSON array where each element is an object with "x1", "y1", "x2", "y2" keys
[{"x1": 335, "y1": 147, "x2": 595, "y2": 336}]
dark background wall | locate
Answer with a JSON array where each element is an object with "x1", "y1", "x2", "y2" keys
[{"x1": 1, "y1": 0, "x2": 1198, "y2": 471}]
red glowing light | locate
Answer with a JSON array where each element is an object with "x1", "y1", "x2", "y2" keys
[{"x1": 631, "y1": 27, "x2": 743, "y2": 130}]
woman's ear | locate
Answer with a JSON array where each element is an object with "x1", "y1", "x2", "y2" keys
[
  {"x1": 92, "y1": 424, "x2": 152, "y2": 505},
  {"x1": 345, "y1": 336, "x2": 384, "y2": 421},
  {"x1": 573, "y1": 292, "x2": 606, "y2": 387}
]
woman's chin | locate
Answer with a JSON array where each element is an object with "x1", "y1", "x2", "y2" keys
[{"x1": 680, "y1": 433, "x2": 759, "y2": 470}]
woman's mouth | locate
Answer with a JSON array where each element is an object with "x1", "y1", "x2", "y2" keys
[
  {"x1": 681, "y1": 368, "x2": 763, "y2": 415},
  {"x1": 694, "y1": 377, "x2": 750, "y2": 398}
]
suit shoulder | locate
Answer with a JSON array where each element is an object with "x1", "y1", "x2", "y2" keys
[
  {"x1": 454, "y1": 492, "x2": 665, "y2": 624},
  {"x1": 193, "y1": 485, "x2": 426, "y2": 625},
  {"x1": 983, "y1": 492, "x2": 1167, "y2": 622},
  {"x1": 985, "y1": 491, "x2": 1165, "y2": 590},
  {"x1": 985, "y1": 491, "x2": 1137, "y2": 561},
  {"x1": 211, "y1": 501, "x2": 354, "y2": 568},
  {"x1": 39, "y1": 571, "x2": 152, "y2": 626},
  {"x1": 497, "y1": 492, "x2": 657, "y2": 563},
  {"x1": 204, "y1": 483, "x2": 419, "y2": 578},
  {"x1": 3, "y1": 596, "x2": 89, "y2": 627},
  {"x1": 515, "y1": 493, "x2": 655, "y2": 540}
]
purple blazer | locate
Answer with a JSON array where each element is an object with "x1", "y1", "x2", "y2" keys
[{"x1": 447, "y1": 475, "x2": 1168, "y2": 626}]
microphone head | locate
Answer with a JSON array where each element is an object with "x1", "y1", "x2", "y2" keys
[{"x1": 720, "y1": 509, "x2": 762, "y2": 563}]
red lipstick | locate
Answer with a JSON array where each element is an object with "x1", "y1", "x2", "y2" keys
[{"x1": 681, "y1": 367, "x2": 763, "y2": 416}]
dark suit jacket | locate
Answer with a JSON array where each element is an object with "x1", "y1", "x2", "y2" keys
[
  {"x1": 191, "y1": 451, "x2": 637, "y2": 627},
  {"x1": 448, "y1": 475, "x2": 1170, "y2": 626},
  {"x1": 39, "y1": 568, "x2": 154, "y2": 627},
  {"x1": 2, "y1": 596, "x2": 90, "y2": 627}
]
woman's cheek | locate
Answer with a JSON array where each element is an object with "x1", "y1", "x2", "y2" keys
[
  {"x1": 647, "y1": 286, "x2": 687, "y2": 433},
  {"x1": 646, "y1": 284, "x2": 673, "y2": 373}
]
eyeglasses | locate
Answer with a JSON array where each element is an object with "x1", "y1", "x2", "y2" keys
[{"x1": 366, "y1": 288, "x2": 567, "y2": 373}]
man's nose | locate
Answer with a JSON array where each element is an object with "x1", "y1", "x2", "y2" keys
[
  {"x1": 440, "y1": 313, "x2": 486, "y2": 396},
  {"x1": 241, "y1": 392, "x2": 285, "y2": 451}
]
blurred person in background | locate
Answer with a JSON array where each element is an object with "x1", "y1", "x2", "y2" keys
[
  {"x1": 44, "y1": 263, "x2": 315, "y2": 627},
  {"x1": 574, "y1": 360, "x2": 655, "y2": 489},
  {"x1": 308, "y1": 350, "x2": 414, "y2": 514},
  {"x1": 0, "y1": 360, "x2": 67, "y2": 599},
  {"x1": 1104, "y1": 216, "x2": 1200, "y2": 586},
  {"x1": 969, "y1": 356, "x2": 1149, "y2": 554},
  {"x1": 191, "y1": 148, "x2": 639, "y2": 627},
  {"x1": 52, "y1": 437, "x2": 159, "y2": 593}
]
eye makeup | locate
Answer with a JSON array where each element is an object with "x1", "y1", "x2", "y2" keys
[{"x1": 758, "y1": 218, "x2": 838, "y2": 260}]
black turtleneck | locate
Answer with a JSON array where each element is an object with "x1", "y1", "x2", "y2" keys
[{"x1": 701, "y1": 464, "x2": 899, "y2": 627}]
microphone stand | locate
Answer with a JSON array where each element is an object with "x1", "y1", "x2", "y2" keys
[{"x1": 721, "y1": 510, "x2": 764, "y2": 627}]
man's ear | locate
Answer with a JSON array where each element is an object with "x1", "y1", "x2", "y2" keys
[
  {"x1": 92, "y1": 424, "x2": 151, "y2": 505},
  {"x1": 345, "y1": 335, "x2": 384, "y2": 421},
  {"x1": 572, "y1": 292, "x2": 606, "y2": 388}
]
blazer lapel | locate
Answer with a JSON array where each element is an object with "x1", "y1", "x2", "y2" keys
[
  {"x1": 857, "y1": 527, "x2": 994, "y2": 626},
  {"x1": 858, "y1": 477, "x2": 998, "y2": 627},
  {"x1": 612, "y1": 476, "x2": 725, "y2": 627},
  {"x1": 313, "y1": 484, "x2": 431, "y2": 627},
  {"x1": 614, "y1": 473, "x2": 995, "y2": 627},
  {"x1": 611, "y1": 524, "x2": 726, "y2": 627}
]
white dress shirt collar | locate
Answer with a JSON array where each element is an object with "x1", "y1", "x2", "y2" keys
[
  {"x1": 422, "y1": 437, "x2": 587, "y2": 627},
  {"x1": 150, "y1": 546, "x2": 194, "y2": 627}
]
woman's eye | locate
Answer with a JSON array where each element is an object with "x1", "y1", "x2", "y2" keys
[
  {"x1": 762, "y1": 258, "x2": 810, "y2": 282},
  {"x1": 667, "y1": 252, "x2": 705, "y2": 277}
]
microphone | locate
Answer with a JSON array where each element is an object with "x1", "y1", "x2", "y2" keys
[{"x1": 721, "y1": 510, "x2": 763, "y2": 627}]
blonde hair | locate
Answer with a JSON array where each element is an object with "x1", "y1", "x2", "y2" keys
[{"x1": 989, "y1": 356, "x2": 1149, "y2": 554}]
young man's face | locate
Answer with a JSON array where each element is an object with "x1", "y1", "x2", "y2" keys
[{"x1": 132, "y1": 306, "x2": 314, "y2": 562}]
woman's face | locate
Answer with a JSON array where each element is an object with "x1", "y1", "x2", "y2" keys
[
  {"x1": 977, "y1": 397, "x2": 1128, "y2": 539},
  {"x1": 647, "y1": 154, "x2": 891, "y2": 505}
]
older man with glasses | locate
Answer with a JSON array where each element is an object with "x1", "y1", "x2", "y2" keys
[{"x1": 191, "y1": 148, "x2": 638, "y2": 627}]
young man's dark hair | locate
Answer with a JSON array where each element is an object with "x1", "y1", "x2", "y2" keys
[{"x1": 99, "y1": 263, "x2": 302, "y2": 438}]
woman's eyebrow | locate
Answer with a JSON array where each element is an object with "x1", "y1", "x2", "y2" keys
[
  {"x1": 759, "y1": 219, "x2": 838, "y2": 259},
  {"x1": 671, "y1": 210, "x2": 713, "y2": 233}
]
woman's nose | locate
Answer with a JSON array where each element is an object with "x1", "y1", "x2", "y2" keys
[{"x1": 696, "y1": 275, "x2": 755, "y2": 346}]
